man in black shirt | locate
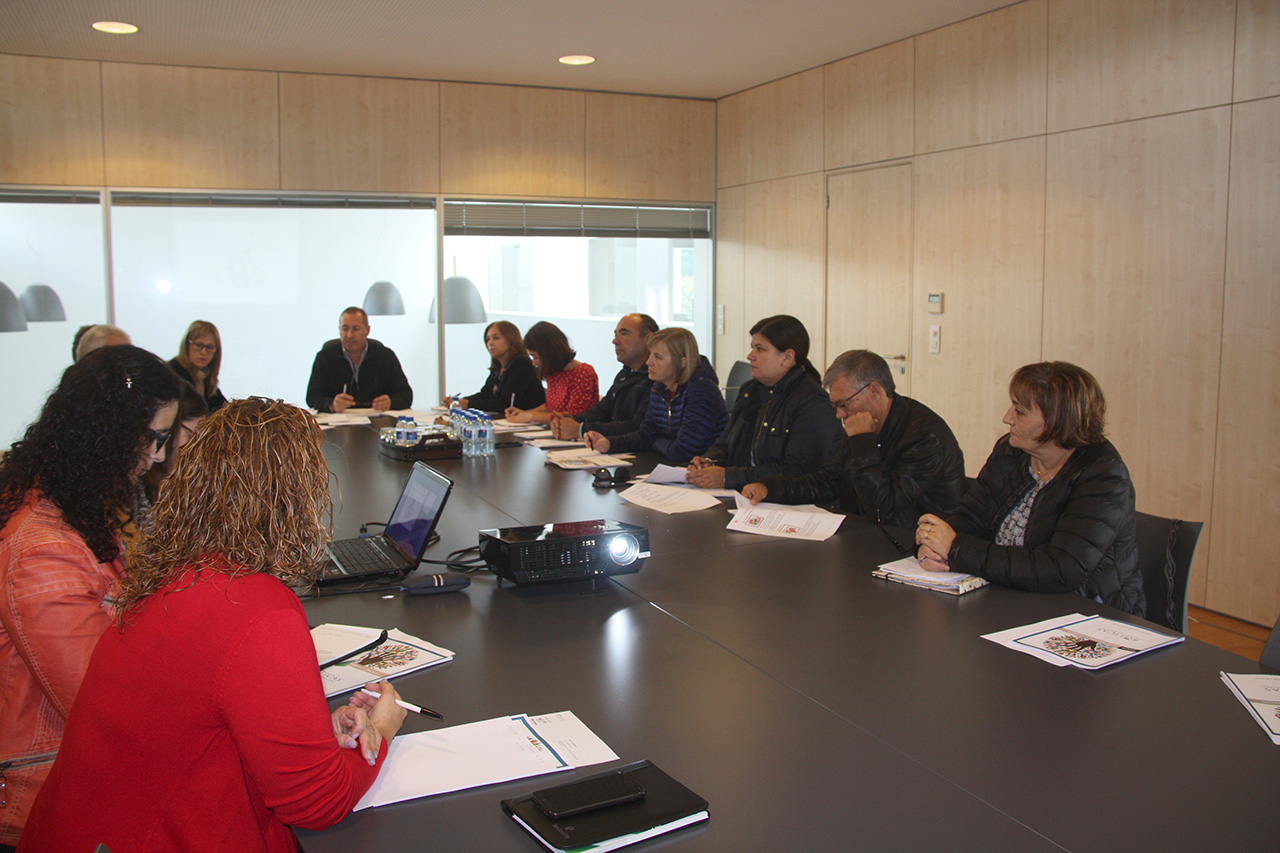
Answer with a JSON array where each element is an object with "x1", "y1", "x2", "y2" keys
[
  {"x1": 551, "y1": 313, "x2": 657, "y2": 440},
  {"x1": 305, "y1": 307, "x2": 413, "y2": 413}
]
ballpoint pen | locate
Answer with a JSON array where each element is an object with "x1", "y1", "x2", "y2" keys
[{"x1": 359, "y1": 686, "x2": 443, "y2": 720}]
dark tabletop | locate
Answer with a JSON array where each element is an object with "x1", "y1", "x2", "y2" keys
[{"x1": 300, "y1": 424, "x2": 1280, "y2": 852}]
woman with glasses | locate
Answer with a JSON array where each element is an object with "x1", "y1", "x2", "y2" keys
[
  {"x1": 169, "y1": 319, "x2": 227, "y2": 413},
  {"x1": 0, "y1": 346, "x2": 181, "y2": 851},
  {"x1": 21, "y1": 399, "x2": 407, "y2": 852},
  {"x1": 686, "y1": 315, "x2": 842, "y2": 491},
  {"x1": 915, "y1": 362, "x2": 1145, "y2": 615}
]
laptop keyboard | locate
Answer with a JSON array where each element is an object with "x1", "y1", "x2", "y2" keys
[{"x1": 327, "y1": 536, "x2": 398, "y2": 575}]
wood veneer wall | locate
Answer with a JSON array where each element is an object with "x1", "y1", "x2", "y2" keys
[{"x1": 716, "y1": 0, "x2": 1280, "y2": 627}]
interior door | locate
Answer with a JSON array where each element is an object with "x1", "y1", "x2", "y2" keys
[{"x1": 824, "y1": 163, "x2": 913, "y2": 394}]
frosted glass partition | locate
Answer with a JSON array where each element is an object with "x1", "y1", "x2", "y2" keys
[
  {"x1": 0, "y1": 194, "x2": 106, "y2": 448},
  {"x1": 111, "y1": 201, "x2": 439, "y2": 410},
  {"x1": 440, "y1": 236, "x2": 713, "y2": 406}
]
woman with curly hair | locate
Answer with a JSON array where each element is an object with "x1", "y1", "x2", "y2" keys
[
  {"x1": 168, "y1": 318, "x2": 228, "y2": 413},
  {"x1": 21, "y1": 399, "x2": 407, "y2": 853},
  {"x1": 0, "y1": 345, "x2": 181, "y2": 851}
]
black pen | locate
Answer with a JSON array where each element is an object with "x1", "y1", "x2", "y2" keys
[{"x1": 359, "y1": 687, "x2": 443, "y2": 720}]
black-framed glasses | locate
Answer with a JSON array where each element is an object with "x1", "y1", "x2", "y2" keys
[
  {"x1": 188, "y1": 340, "x2": 217, "y2": 354},
  {"x1": 831, "y1": 382, "x2": 871, "y2": 411},
  {"x1": 144, "y1": 428, "x2": 172, "y2": 451}
]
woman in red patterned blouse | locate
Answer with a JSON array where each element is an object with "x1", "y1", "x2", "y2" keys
[{"x1": 504, "y1": 321, "x2": 599, "y2": 424}]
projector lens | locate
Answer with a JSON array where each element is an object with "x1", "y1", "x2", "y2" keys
[{"x1": 608, "y1": 534, "x2": 639, "y2": 565}]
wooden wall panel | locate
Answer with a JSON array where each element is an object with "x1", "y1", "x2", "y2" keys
[
  {"x1": 0, "y1": 54, "x2": 103, "y2": 185},
  {"x1": 1048, "y1": 0, "x2": 1235, "y2": 133},
  {"x1": 914, "y1": 0, "x2": 1046, "y2": 154},
  {"x1": 101, "y1": 63, "x2": 278, "y2": 189},
  {"x1": 824, "y1": 40, "x2": 914, "y2": 171},
  {"x1": 743, "y1": 173, "x2": 827, "y2": 367},
  {"x1": 825, "y1": 164, "x2": 913, "y2": 394},
  {"x1": 1207, "y1": 97, "x2": 1280, "y2": 626},
  {"x1": 717, "y1": 68, "x2": 824, "y2": 188},
  {"x1": 279, "y1": 74, "x2": 439, "y2": 193},
  {"x1": 911, "y1": 137, "x2": 1046, "y2": 471},
  {"x1": 585, "y1": 93, "x2": 715, "y2": 202},
  {"x1": 1043, "y1": 108, "x2": 1229, "y2": 543},
  {"x1": 439, "y1": 82, "x2": 584, "y2": 197},
  {"x1": 714, "y1": 186, "x2": 747, "y2": 377},
  {"x1": 1235, "y1": 0, "x2": 1280, "y2": 103}
]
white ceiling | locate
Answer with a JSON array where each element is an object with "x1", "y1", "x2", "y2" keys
[{"x1": 0, "y1": 0, "x2": 1015, "y2": 100}]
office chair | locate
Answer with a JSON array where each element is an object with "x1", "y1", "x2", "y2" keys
[
  {"x1": 723, "y1": 360, "x2": 752, "y2": 409},
  {"x1": 1261, "y1": 615, "x2": 1280, "y2": 672},
  {"x1": 1134, "y1": 511, "x2": 1203, "y2": 633}
]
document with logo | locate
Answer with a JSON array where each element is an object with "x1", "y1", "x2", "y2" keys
[
  {"x1": 354, "y1": 711, "x2": 618, "y2": 810},
  {"x1": 315, "y1": 627, "x2": 454, "y2": 698},
  {"x1": 1220, "y1": 672, "x2": 1280, "y2": 744},
  {"x1": 726, "y1": 503, "x2": 844, "y2": 541},
  {"x1": 1010, "y1": 615, "x2": 1183, "y2": 669}
]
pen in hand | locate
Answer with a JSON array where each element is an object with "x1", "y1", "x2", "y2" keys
[{"x1": 359, "y1": 687, "x2": 443, "y2": 720}]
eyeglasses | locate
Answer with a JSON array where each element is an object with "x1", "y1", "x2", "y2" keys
[
  {"x1": 188, "y1": 340, "x2": 217, "y2": 354},
  {"x1": 144, "y1": 428, "x2": 172, "y2": 451},
  {"x1": 830, "y1": 382, "x2": 872, "y2": 411}
]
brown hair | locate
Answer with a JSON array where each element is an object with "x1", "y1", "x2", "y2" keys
[
  {"x1": 1008, "y1": 361, "x2": 1107, "y2": 449},
  {"x1": 114, "y1": 398, "x2": 331, "y2": 621},
  {"x1": 647, "y1": 327, "x2": 699, "y2": 386},
  {"x1": 523, "y1": 321, "x2": 576, "y2": 379},
  {"x1": 174, "y1": 319, "x2": 222, "y2": 396},
  {"x1": 485, "y1": 320, "x2": 528, "y2": 369}
]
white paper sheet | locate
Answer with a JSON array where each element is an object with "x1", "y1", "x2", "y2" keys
[
  {"x1": 320, "y1": 628, "x2": 454, "y2": 698},
  {"x1": 545, "y1": 448, "x2": 632, "y2": 469},
  {"x1": 731, "y1": 494, "x2": 832, "y2": 514},
  {"x1": 725, "y1": 505, "x2": 844, "y2": 540},
  {"x1": 354, "y1": 710, "x2": 617, "y2": 810},
  {"x1": 982, "y1": 614, "x2": 1088, "y2": 667},
  {"x1": 620, "y1": 482, "x2": 722, "y2": 513}
]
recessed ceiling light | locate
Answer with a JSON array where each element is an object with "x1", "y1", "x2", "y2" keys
[
  {"x1": 558, "y1": 55, "x2": 595, "y2": 66},
  {"x1": 92, "y1": 21, "x2": 139, "y2": 34}
]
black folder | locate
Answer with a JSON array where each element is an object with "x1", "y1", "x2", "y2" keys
[{"x1": 501, "y1": 760, "x2": 708, "y2": 851}]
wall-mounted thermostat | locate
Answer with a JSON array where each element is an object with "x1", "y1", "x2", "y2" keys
[{"x1": 927, "y1": 292, "x2": 944, "y2": 314}]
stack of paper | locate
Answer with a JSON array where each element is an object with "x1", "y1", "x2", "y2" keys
[
  {"x1": 354, "y1": 710, "x2": 618, "y2": 810},
  {"x1": 984, "y1": 614, "x2": 1184, "y2": 669},
  {"x1": 312, "y1": 624, "x2": 455, "y2": 698},
  {"x1": 620, "y1": 482, "x2": 721, "y2": 514},
  {"x1": 725, "y1": 498, "x2": 844, "y2": 541},
  {"x1": 1220, "y1": 672, "x2": 1280, "y2": 744},
  {"x1": 873, "y1": 556, "x2": 989, "y2": 595},
  {"x1": 528, "y1": 436, "x2": 587, "y2": 449},
  {"x1": 544, "y1": 447, "x2": 632, "y2": 469}
]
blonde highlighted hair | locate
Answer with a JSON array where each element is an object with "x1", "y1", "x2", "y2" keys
[
  {"x1": 647, "y1": 327, "x2": 699, "y2": 386},
  {"x1": 115, "y1": 398, "x2": 331, "y2": 620}
]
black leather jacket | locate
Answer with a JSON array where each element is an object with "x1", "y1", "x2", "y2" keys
[
  {"x1": 760, "y1": 393, "x2": 965, "y2": 528},
  {"x1": 465, "y1": 354, "x2": 545, "y2": 413},
  {"x1": 703, "y1": 366, "x2": 843, "y2": 490},
  {"x1": 577, "y1": 365, "x2": 651, "y2": 437},
  {"x1": 946, "y1": 436, "x2": 1145, "y2": 615}
]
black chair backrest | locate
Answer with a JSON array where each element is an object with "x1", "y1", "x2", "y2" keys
[
  {"x1": 723, "y1": 360, "x2": 752, "y2": 409},
  {"x1": 1134, "y1": 511, "x2": 1203, "y2": 633},
  {"x1": 1262, "y1": 616, "x2": 1280, "y2": 672}
]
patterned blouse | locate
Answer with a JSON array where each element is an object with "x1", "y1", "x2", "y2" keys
[
  {"x1": 545, "y1": 362, "x2": 599, "y2": 417},
  {"x1": 995, "y1": 462, "x2": 1048, "y2": 547}
]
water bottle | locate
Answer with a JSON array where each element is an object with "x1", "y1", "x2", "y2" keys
[
  {"x1": 394, "y1": 415, "x2": 408, "y2": 446},
  {"x1": 461, "y1": 412, "x2": 476, "y2": 457},
  {"x1": 402, "y1": 414, "x2": 417, "y2": 447},
  {"x1": 479, "y1": 414, "x2": 495, "y2": 456}
]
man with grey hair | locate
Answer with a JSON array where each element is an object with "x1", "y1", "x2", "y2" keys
[
  {"x1": 743, "y1": 349, "x2": 965, "y2": 530},
  {"x1": 73, "y1": 324, "x2": 131, "y2": 362}
]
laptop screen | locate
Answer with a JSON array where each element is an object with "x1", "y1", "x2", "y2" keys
[{"x1": 385, "y1": 463, "x2": 453, "y2": 560}]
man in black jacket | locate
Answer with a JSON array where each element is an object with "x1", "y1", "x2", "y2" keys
[
  {"x1": 550, "y1": 313, "x2": 657, "y2": 440},
  {"x1": 743, "y1": 350, "x2": 965, "y2": 530},
  {"x1": 305, "y1": 307, "x2": 413, "y2": 413}
]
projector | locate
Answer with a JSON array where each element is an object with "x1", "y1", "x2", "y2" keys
[{"x1": 477, "y1": 519, "x2": 650, "y2": 586}]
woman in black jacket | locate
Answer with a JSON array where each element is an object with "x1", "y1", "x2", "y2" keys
[
  {"x1": 915, "y1": 361, "x2": 1145, "y2": 615},
  {"x1": 168, "y1": 320, "x2": 227, "y2": 413},
  {"x1": 448, "y1": 321, "x2": 545, "y2": 414},
  {"x1": 686, "y1": 315, "x2": 842, "y2": 491}
]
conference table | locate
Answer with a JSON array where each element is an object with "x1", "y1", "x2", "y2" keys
[{"x1": 299, "y1": 424, "x2": 1280, "y2": 852}]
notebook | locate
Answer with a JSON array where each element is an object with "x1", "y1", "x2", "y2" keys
[{"x1": 319, "y1": 462, "x2": 453, "y2": 585}]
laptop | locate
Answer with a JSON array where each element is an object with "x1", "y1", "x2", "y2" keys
[{"x1": 319, "y1": 462, "x2": 454, "y2": 585}]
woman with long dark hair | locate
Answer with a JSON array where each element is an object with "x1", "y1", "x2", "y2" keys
[
  {"x1": 504, "y1": 321, "x2": 598, "y2": 424},
  {"x1": 445, "y1": 320, "x2": 545, "y2": 414},
  {"x1": 0, "y1": 345, "x2": 181, "y2": 850},
  {"x1": 168, "y1": 319, "x2": 227, "y2": 413},
  {"x1": 687, "y1": 315, "x2": 843, "y2": 490},
  {"x1": 21, "y1": 399, "x2": 407, "y2": 852}
]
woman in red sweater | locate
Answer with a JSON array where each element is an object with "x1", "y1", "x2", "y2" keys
[
  {"x1": 504, "y1": 321, "x2": 598, "y2": 423},
  {"x1": 20, "y1": 399, "x2": 407, "y2": 853}
]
